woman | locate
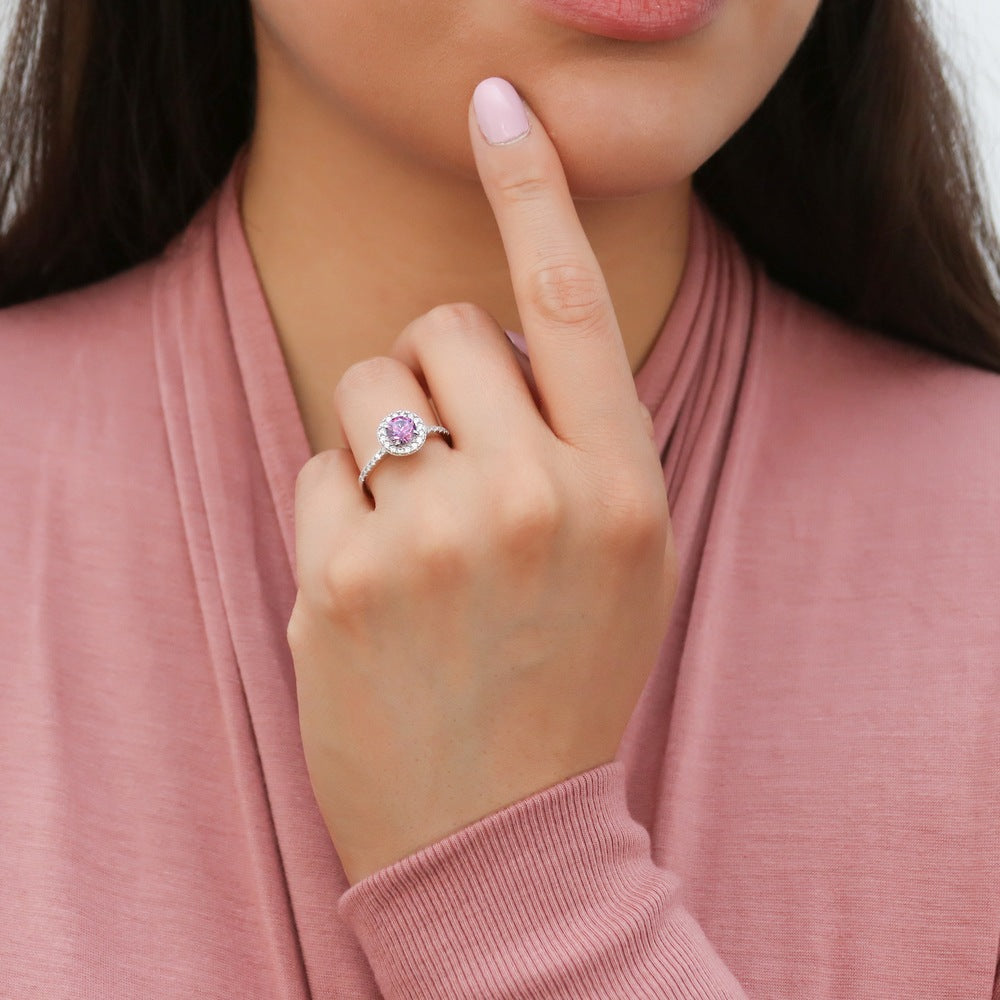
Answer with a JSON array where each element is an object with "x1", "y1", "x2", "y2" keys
[{"x1": 1, "y1": 0, "x2": 998, "y2": 996}]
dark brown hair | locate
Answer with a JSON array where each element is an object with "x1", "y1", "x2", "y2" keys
[{"x1": 2, "y1": 1, "x2": 1000, "y2": 372}]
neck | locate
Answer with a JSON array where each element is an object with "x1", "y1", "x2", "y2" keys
[{"x1": 239, "y1": 39, "x2": 692, "y2": 455}]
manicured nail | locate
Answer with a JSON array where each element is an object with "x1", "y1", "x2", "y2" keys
[
  {"x1": 473, "y1": 77, "x2": 530, "y2": 145},
  {"x1": 503, "y1": 328, "x2": 529, "y2": 356}
]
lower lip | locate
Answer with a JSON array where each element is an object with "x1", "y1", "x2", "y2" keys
[{"x1": 525, "y1": 0, "x2": 723, "y2": 42}]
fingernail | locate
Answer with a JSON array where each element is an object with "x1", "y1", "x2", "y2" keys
[
  {"x1": 473, "y1": 77, "x2": 530, "y2": 146},
  {"x1": 503, "y1": 328, "x2": 529, "y2": 356}
]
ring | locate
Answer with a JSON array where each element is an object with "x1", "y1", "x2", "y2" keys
[{"x1": 358, "y1": 409, "x2": 451, "y2": 497}]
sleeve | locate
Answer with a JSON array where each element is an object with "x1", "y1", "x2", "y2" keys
[{"x1": 337, "y1": 761, "x2": 748, "y2": 999}]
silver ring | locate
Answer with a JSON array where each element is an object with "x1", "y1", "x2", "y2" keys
[{"x1": 358, "y1": 409, "x2": 451, "y2": 497}]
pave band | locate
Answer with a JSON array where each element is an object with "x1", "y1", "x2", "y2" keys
[{"x1": 358, "y1": 409, "x2": 451, "y2": 498}]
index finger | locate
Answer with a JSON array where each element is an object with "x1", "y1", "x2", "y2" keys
[{"x1": 469, "y1": 76, "x2": 644, "y2": 453}]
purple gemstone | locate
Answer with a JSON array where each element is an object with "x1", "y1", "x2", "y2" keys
[{"x1": 387, "y1": 415, "x2": 415, "y2": 446}]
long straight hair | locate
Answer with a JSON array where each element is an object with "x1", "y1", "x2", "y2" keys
[{"x1": 1, "y1": 1, "x2": 999, "y2": 373}]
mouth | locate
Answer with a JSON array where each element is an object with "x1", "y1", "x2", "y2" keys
[{"x1": 522, "y1": 0, "x2": 724, "y2": 42}]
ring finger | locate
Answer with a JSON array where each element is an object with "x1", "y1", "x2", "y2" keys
[{"x1": 333, "y1": 355, "x2": 454, "y2": 504}]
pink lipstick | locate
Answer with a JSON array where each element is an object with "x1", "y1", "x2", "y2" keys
[{"x1": 525, "y1": 0, "x2": 723, "y2": 42}]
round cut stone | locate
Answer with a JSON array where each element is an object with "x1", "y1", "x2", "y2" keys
[{"x1": 387, "y1": 415, "x2": 416, "y2": 446}]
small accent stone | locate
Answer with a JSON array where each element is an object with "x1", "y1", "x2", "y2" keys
[{"x1": 387, "y1": 415, "x2": 415, "y2": 446}]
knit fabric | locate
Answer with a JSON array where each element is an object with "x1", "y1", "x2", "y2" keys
[{"x1": 1, "y1": 149, "x2": 998, "y2": 998}]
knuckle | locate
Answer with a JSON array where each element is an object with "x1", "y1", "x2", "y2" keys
[
  {"x1": 420, "y1": 301, "x2": 494, "y2": 335},
  {"x1": 525, "y1": 261, "x2": 608, "y2": 331},
  {"x1": 336, "y1": 356, "x2": 401, "y2": 399},
  {"x1": 494, "y1": 166, "x2": 551, "y2": 205},
  {"x1": 594, "y1": 478, "x2": 666, "y2": 547},
  {"x1": 319, "y1": 554, "x2": 378, "y2": 621},
  {"x1": 496, "y1": 474, "x2": 563, "y2": 553},
  {"x1": 295, "y1": 448, "x2": 348, "y2": 494},
  {"x1": 408, "y1": 522, "x2": 473, "y2": 584},
  {"x1": 285, "y1": 600, "x2": 309, "y2": 651},
  {"x1": 294, "y1": 451, "x2": 326, "y2": 495}
]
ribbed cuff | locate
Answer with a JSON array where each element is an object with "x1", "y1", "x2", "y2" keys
[{"x1": 337, "y1": 762, "x2": 744, "y2": 999}]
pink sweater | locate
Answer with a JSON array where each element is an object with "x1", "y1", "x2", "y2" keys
[{"x1": 1, "y1": 152, "x2": 998, "y2": 999}]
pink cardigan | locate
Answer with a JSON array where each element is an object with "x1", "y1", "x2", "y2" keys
[{"x1": 2, "y1": 152, "x2": 998, "y2": 999}]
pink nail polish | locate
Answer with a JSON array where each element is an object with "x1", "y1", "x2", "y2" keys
[
  {"x1": 504, "y1": 328, "x2": 529, "y2": 356},
  {"x1": 473, "y1": 77, "x2": 530, "y2": 145}
]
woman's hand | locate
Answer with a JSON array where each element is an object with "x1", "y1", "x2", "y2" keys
[{"x1": 288, "y1": 77, "x2": 678, "y2": 886}]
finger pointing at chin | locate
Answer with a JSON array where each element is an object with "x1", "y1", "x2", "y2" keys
[{"x1": 469, "y1": 77, "x2": 650, "y2": 464}]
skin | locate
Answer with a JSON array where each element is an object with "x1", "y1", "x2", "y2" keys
[
  {"x1": 242, "y1": 0, "x2": 821, "y2": 454},
  {"x1": 243, "y1": 0, "x2": 821, "y2": 883}
]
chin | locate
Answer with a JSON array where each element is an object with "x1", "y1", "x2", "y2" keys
[
  {"x1": 542, "y1": 145, "x2": 695, "y2": 201},
  {"x1": 253, "y1": 0, "x2": 819, "y2": 202},
  {"x1": 437, "y1": 81, "x2": 722, "y2": 201},
  {"x1": 548, "y1": 125, "x2": 706, "y2": 200}
]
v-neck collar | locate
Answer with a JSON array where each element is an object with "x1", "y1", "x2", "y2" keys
[
  {"x1": 215, "y1": 150, "x2": 313, "y2": 583},
  {"x1": 211, "y1": 149, "x2": 729, "y2": 587}
]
